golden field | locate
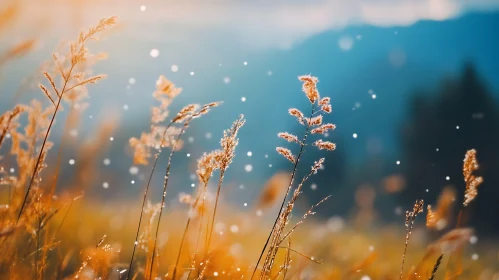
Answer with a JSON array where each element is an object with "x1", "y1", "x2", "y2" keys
[{"x1": 1, "y1": 7, "x2": 499, "y2": 280}]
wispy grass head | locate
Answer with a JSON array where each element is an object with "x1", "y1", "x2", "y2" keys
[{"x1": 463, "y1": 149, "x2": 483, "y2": 207}]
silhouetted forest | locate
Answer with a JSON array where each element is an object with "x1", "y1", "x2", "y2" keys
[
  {"x1": 298, "y1": 63, "x2": 499, "y2": 234},
  {"x1": 400, "y1": 63, "x2": 499, "y2": 233}
]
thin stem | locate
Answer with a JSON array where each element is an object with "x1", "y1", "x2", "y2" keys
[
  {"x1": 251, "y1": 105, "x2": 315, "y2": 279},
  {"x1": 172, "y1": 192, "x2": 205, "y2": 279},
  {"x1": 172, "y1": 214, "x2": 193, "y2": 280},
  {"x1": 277, "y1": 195, "x2": 331, "y2": 246},
  {"x1": 205, "y1": 116, "x2": 243, "y2": 259},
  {"x1": 17, "y1": 97, "x2": 62, "y2": 223},
  {"x1": 261, "y1": 166, "x2": 327, "y2": 277},
  {"x1": 53, "y1": 195, "x2": 80, "y2": 240},
  {"x1": 205, "y1": 169, "x2": 225, "y2": 254},
  {"x1": 204, "y1": 215, "x2": 210, "y2": 262},
  {"x1": 400, "y1": 220, "x2": 414, "y2": 280},
  {"x1": 35, "y1": 216, "x2": 41, "y2": 280},
  {"x1": 399, "y1": 241, "x2": 408, "y2": 280},
  {"x1": 148, "y1": 120, "x2": 191, "y2": 279},
  {"x1": 282, "y1": 237, "x2": 291, "y2": 280},
  {"x1": 16, "y1": 63, "x2": 75, "y2": 223},
  {"x1": 50, "y1": 108, "x2": 74, "y2": 196},
  {"x1": 126, "y1": 122, "x2": 174, "y2": 280},
  {"x1": 187, "y1": 183, "x2": 208, "y2": 279},
  {"x1": 277, "y1": 246, "x2": 322, "y2": 265},
  {"x1": 188, "y1": 214, "x2": 204, "y2": 279}
]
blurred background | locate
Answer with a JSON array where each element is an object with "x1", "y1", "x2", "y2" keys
[{"x1": 1, "y1": 0, "x2": 499, "y2": 234}]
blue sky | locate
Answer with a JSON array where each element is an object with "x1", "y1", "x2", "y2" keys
[{"x1": 2, "y1": 0, "x2": 499, "y2": 199}]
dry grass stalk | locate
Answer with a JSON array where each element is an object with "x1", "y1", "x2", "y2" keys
[
  {"x1": 185, "y1": 151, "x2": 222, "y2": 279},
  {"x1": 52, "y1": 194, "x2": 83, "y2": 241},
  {"x1": 9, "y1": 100, "x2": 54, "y2": 208},
  {"x1": 148, "y1": 102, "x2": 221, "y2": 279},
  {"x1": 429, "y1": 254, "x2": 443, "y2": 280},
  {"x1": 441, "y1": 149, "x2": 483, "y2": 280},
  {"x1": 196, "y1": 260, "x2": 209, "y2": 280},
  {"x1": 462, "y1": 149, "x2": 483, "y2": 207},
  {"x1": 129, "y1": 75, "x2": 182, "y2": 166},
  {"x1": 281, "y1": 237, "x2": 292, "y2": 280},
  {"x1": 126, "y1": 75, "x2": 183, "y2": 279},
  {"x1": 206, "y1": 115, "x2": 245, "y2": 255},
  {"x1": 138, "y1": 202, "x2": 161, "y2": 280},
  {"x1": 399, "y1": 199, "x2": 424, "y2": 280},
  {"x1": 16, "y1": 16, "x2": 116, "y2": 222},
  {"x1": 172, "y1": 201, "x2": 197, "y2": 280},
  {"x1": 272, "y1": 238, "x2": 323, "y2": 280},
  {"x1": 2, "y1": 10, "x2": 497, "y2": 280},
  {"x1": 172, "y1": 116, "x2": 245, "y2": 279},
  {"x1": 269, "y1": 198, "x2": 329, "y2": 278},
  {"x1": 254, "y1": 75, "x2": 335, "y2": 279},
  {"x1": 261, "y1": 161, "x2": 328, "y2": 277},
  {"x1": 172, "y1": 145, "x2": 228, "y2": 279},
  {"x1": 278, "y1": 193, "x2": 330, "y2": 245},
  {"x1": 0, "y1": 16, "x2": 115, "y2": 280}
]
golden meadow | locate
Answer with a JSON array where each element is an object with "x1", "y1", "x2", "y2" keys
[{"x1": 0, "y1": 10, "x2": 497, "y2": 280}]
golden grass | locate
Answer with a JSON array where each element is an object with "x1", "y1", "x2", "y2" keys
[{"x1": 0, "y1": 15, "x2": 496, "y2": 280}]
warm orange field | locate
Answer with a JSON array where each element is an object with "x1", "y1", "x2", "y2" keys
[{"x1": 1, "y1": 13, "x2": 497, "y2": 280}]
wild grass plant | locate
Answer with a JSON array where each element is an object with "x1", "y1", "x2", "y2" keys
[{"x1": 0, "y1": 15, "x2": 495, "y2": 280}]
